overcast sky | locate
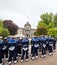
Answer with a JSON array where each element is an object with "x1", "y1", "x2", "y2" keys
[{"x1": 0, "y1": 0, "x2": 57, "y2": 28}]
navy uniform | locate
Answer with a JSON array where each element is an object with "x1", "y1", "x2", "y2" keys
[
  {"x1": 31, "y1": 39, "x2": 33, "y2": 56},
  {"x1": 8, "y1": 38, "x2": 18, "y2": 65},
  {"x1": 48, "y1": 37, "x2": 53, "y2": 55},
  {"x1": 41, "y1": 36, "x2": 47, "y2": 58},
  {"x1": 38, "y1": 36, "x2": 42, "y2": 54},
  {"x1": 53, "y1": 38, "x2": 56, "y2": 51},
  {"x1": 46, "y1": 37, "x2": 49, "y2": 51},
  {"x1": 31, "y1": 37, "x2": 39, "y2": 59},
  {"x1": 21, "y1": 37, "x2": 29, "y2": 63},
  {"x1": 17, "y1": 38, "x2": 22, "y2": 56},
  {"x1": 2, "y1": 38, "x2": 8, "y2": 61},
  {"x1": 0, "y1": 37, "x2": 4, "y2": 65}
]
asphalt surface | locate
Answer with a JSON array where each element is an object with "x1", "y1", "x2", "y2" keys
[{"x1": 4, "y1": 45, "x2": 57, "y2": 65}]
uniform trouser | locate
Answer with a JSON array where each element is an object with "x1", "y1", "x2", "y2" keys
[
  {"x1": 17, "y1": 45, "x2": 21, "y2": 54},
  {"x1": 39, "y1": 45, "x2": 42, "y2": 52},
  {"x1": 46, "y1": 44, "x2": 49, "y2": 51},
  {"x1": 53, "y1": 43, "x2": 56, "y2": 50},
  {"x1": 31, "y1": 46, "x2": 33, "y2": 54},
  {"x1": 32, "y1": 47, "x2": 38, "y2": 57},
  {"x1": 2, "y1": 49, "x2": 8, "y2": 59},
  {"x1": 0, "y1": 50, "x2": 2, "y2": 64},
  {"x1": 42, "y1": 47, "x2": 46, "y2": 55},
  {"x1": 8, "y1": 49, "x2": 17, "y2": 62},
  {"x1": 48, "y1": 46, "x2": 53, "y2": 53},
  {"x1": 21, "y1": 49, "x2": 28, "y2": 60}
]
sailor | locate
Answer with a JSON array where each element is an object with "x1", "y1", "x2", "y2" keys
[
  {"x1": 2, "y1": 37, "x2": 8, "y2": 61},
  {"x1": 31, "y1": 38, "x2": 33, "y2": 56},
  {"x1": 38, "y1": 36, "x2": 42, "y2": 54},
  {"x1": 48, "y1": 36, "x2": 53, "y2": 56},
  {"x1": 41, "y1": 36, "x2": 47, "y2": 58},
  {"x1": 0, "y1": 36, "x2": 4, "y2": 65},
  {"x1": 53, "y1": 37, "x2": 56, "y2": 52},
  {"x1": 46, "y1": 36, "x2": 49, "y2": 52},
  {"x1": 31, "y1": 36, "x2": 39, "y2": 60},
  {"x1": 21, "y1": 37, "x2": 29, "y2": 63},
  {"x1": 8, "y1": 37, "x2": 18, "y2": 65},
  {"x1": 17, "y1": 37, "x2": 22, "y2": 57}
]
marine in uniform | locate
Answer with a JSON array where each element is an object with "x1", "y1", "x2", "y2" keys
[
  {"x1": 21, "y1": 37, "x2": 29, "y2": 63},
  {"x1": 41, "y1": 36, "x2": 47, "y2": 58},
  {"x1": 0, "y1": 36, "x2": 4, "y2": 65},
  {"x1": 46, "y1": 36, "x2": 49, "y2": 52},
  {"x1": 53, "y1": 37, "x2": 56, "y2": 51},
  {"x1": 38, "y1": 36, "x2": 42, "y2": 54},
  {"x1": 2, "y1": 37, "x2": 8, "y2": 61},
  {"x1": 8, "y1": 37, "x2": 18, "y2": 65},
  {"x1": 31, "y1": 36, "x2": 39, "y2": 60},
  {"x1": 17, "y1": 37, "x2": 22, "y2": 57},
  {"x1": 48, "y1": 36, "x2": 53, "y2": 56}
]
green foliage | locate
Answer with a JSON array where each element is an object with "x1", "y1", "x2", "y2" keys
[
  {"x1": 54, "y1": 14, "x2": 57, "y2": 27},
  {"x1": 38, "y1": 20, "x2": 47, "y2": 28},
  {"x1": 40, "y1": 13, "x2": 53, "y2": 25},
  {"x1": 0, "y1": 20, "x2": 3, "y2": 34},
  {"x1": 36, "y1": 13, "x2": 57, "y2": 37},
  {"x1": 36, "y1": 27, "x2": 47, "y2": 36},
  {"x1": 48, "y1": 28, "x2": 57, "y2": 37},
  {"x1": 1, "y1": 28, "x2": 10, "y2": 38},
  {"x1": 47, "y1": 22, "x2": 55, "y2": 29}
]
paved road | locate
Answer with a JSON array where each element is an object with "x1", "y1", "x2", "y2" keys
[{"x1": 4, "y1": 45, "x2": 57, "y2": 65}]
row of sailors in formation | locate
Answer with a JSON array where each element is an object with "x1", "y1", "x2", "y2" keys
[{"x1": 0, "y1": 36, "x2": 56, "y2": 65}]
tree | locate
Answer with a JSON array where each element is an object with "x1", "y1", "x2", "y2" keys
[
  {"x1": 0, "y1": 20, "x2": 3, "y2": 35},
  {"x1": 1, "y1": 28, "x2": 10, "y2": 38},
  {"x1": 38, "y1": 20, "x2": 47, "y2": 28},
  {"x1": 47, "y1": 22, "x2": 55, "y2": 29},
  {"x1": 48, "y1": 28, "x2": 57, "y2": 37},
  {"x1": 3, "y1": 20, "x2": 19, "y2": 35},
  {"x1": 40, "y1": 13, "x2": 53, "y2": 25},
  {"x1": 36, "y1": 13, "x2": 57, "y2": 37},
  {"x1": 54, "y1": 13, "x2": 57, "y2": 27},
  {"x1": 36, "y1": 27, "x2": 47, "y2": 36}
]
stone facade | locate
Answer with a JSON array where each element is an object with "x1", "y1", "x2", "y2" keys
[{"x1": 17, "y1": 22, "x2": 36, "y2": 38}]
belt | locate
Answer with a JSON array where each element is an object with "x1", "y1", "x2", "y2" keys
[{"x1": 23, "y1": 45, "x2": 27, "y2": 46}]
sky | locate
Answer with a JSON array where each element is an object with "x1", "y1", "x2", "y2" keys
[{"x1": 0, "y1": 0, "x2": 57, "y2": 28}]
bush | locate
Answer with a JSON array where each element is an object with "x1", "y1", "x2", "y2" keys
[
  {"x1": 1, "y1": 28, "x2": 10, "y2": 38},
  {"x1": 36, "y1": 27, "x2": 47, "y2": 36},
  {"x1": 0, "y1": 20, "x2": 3, "y2": 35},
  {"x1": 48, "y1": 28, "x2": 57, "y2": 37}
]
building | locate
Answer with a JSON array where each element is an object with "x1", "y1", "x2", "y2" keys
[{"x1": 17, "y1": 22, "x2": 36, "y2": 38}]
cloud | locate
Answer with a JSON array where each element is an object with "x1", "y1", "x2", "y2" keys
[{"x1": 0, "y1": 0, "x2": 57, "y2": 28}]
